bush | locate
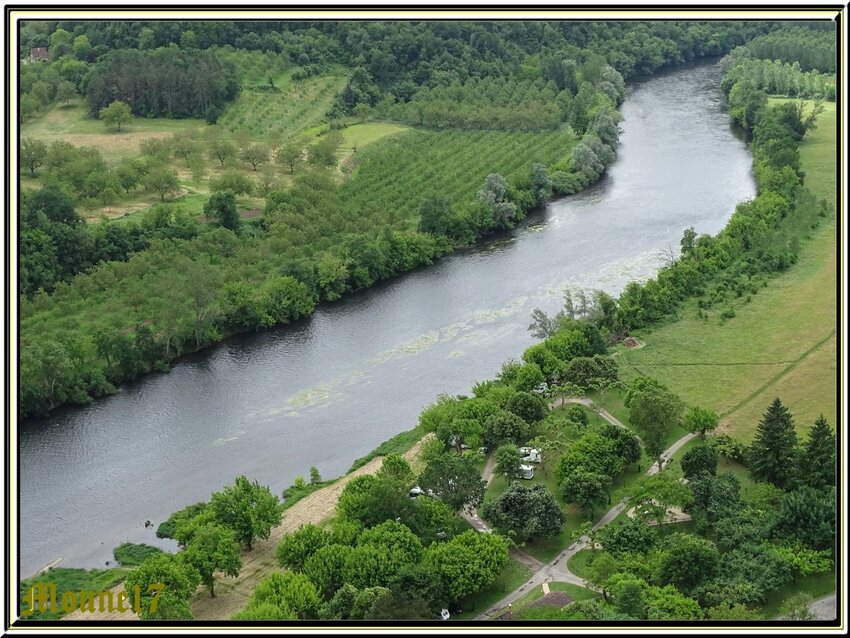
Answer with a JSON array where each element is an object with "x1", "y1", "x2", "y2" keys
[{"x1": 113, "y1": 542, "x2": 164, "y2": 566}]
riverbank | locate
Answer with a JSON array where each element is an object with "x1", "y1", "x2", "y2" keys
[
  {"x1": 59, "y1": 433, "x2": 433, "y2": 621},
  {"x1": 20, "y1": 62, "x2": 755, "y2": 580}
]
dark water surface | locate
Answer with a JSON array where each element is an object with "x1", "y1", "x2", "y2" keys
[{"x1": 19, "y1": 62, "x2": 756, "y2": 577}]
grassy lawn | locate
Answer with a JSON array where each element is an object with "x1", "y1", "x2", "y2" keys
[
  {"x1": 618, "y1": 103, "x2": 837, "y2": 442},
  {"x1": 19, "y1": 566, "x2": 129, "y2": 620},
  {"x1": 453, "y1": 558, "x2": 532, "y2": 619},
  {"x1": 759, "y1": 569, "x2": 837, "y2": 619}
]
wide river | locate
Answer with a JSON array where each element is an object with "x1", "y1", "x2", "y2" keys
[{"x1": 19, "y1": 62, "x2": 756, "y2": 577}]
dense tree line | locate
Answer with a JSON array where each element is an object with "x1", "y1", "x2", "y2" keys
[
  {"x1": 743, "y1": 26, "x2": 836, "y2": 73},
  {"x1": 720, "y1": 57, "x2": 835, "y2": 101},
  {"x1": 85, "y1": 48, "x2": 240, "y2": 120}
]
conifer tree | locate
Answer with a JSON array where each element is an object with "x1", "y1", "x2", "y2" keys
[
  {"x1": 796, "y1": 415, "x2": 835, "y2": 490},
  {"x1": 749, "y1": 398, "x2": 797, "y2": 488}
]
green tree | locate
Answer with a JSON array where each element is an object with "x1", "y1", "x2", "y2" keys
[
  {"x1": 181, "y1": 522, "x2": 242, "y2": 597},
  {"x1": 99, "y1": 100, "x2": 133, "y2": 131},
  {"x1": 422, "y1": 530, "x2": 509, "y2": 601},
  {"x1": 658, "y1": 533, "x2": 719, "y2": 594},
  {"x1": 231, "y1": 601, "x2": 296, "y2": 620},
  {"x1": 209, "y1": 169, "x2": 254, "y2": 196},
  {"x1": 309, "y1": 466, "x2": 322, "y2": 485},
  {"x1": 483, "y1": 411, "x2": 528, "y2": 447},
  {"x1": 680, "y1": 445, "x2": 718, "y2": 479},
  {"x1": 418, "y1": 454, "x2": 485, "y2": 511},
  {"x1": 276, "y1": 523, "x2": 330, "y2": 572},
  {"x1": 20, "y1": 93, "x2": 41, "y2": 122},
  {"x1": 705, "y1": 602, "x2": 761, "y2": 620},
  {"x1": 417, "y1": 194, "x2": 457, "y2": 237},
  {"x1": 376, "y1": 454, "x2": 414, "y2": 485},
  {"x1": 796, "y1": 415, "x2": 835, "y2": 490},
  {"x1": 241, "y1": 144, "x2": 269, "y2": 171},
  {"x1": 482, "y1": 483, "x2": 565, "y2": 541},
  {"x1": 560, "y1": 468, "x2": 610, "y2": 517},
  {"x1": 55, "y1": 79, "x2": 76, "y2": 105},
  {"x1": 686, "y1": 472, "x2": 741, "y2": 526},
  {"x1": 625, "y1": 377, "x2": 683, "y2": 469},
  {"x1": 629, "y1": 473, "x2": 693, "y2": 526},
  {"x1": 780, "y1": 592, "x2": 814, "y2": 620},
  {"x1": 308, "y1": 132, "x2": 342, "y2": 168},
  {"x1": 276, "y1": 140, "x2": 304, "y2": 174},
  {"x1": 683, "y1": 405, "x2": 719, "y2": 438},
  {"x1": 494, "y1": 443, "x2": 523, "y2": 481},
  {"x1": 209, "y1": 139, "x2": 237, "y2": 167},
  {"x1": 208, "y1": 475, "x2": 282, "y2": 550},
  {"x1": 505, "y1": 390, "x2": 548, "y2": 424},
  {"x1": 303, "y1": 543, "x2": 355, "y2": 599},
  {"x1": 247, "y1": 571, "x2": 321, "y2": 619},
  {"x1": 749, "y1": 398, "x2": 798, "y2": 488},
  {"x1": 144, "y1": 166, "x2": 180, "y2": 201},
  {"x1": 204, "y1": 190, "x2": 240, "y2": 231},
  {"x1": 21, "y1": 137, "x2": 47, "y2": 176},
  {"x1": 773, "y1": 486, "x2": 835, "y2": 551},
  {"x1": 644, "y1": 585, "x2": 702, "y2": 620},
  {"x1": 123, "y1": 553, "x2": 201, "y2": 620},
  {"x1": 585, "y1": 552, "x2": 618, "y2": 601},
  {"x1": 598, "y1": 517, "x2": 658, "y2": 556}
]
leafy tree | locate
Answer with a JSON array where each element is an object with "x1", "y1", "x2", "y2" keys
[
  {"x1": 773, "y1": 486, "x2": 835, "y2": 551},
  {"x1": 606, "y1": 573, "x2": 647, "y2": 616},
  {"x1": 680, "y1": 445, "x2": 718, "y2": 479},
  {"x1": 303, "y1": 543, "x2": 355, "y2": 599},
  {"x1": 644, "y1": 585, "x2": 702, "y2": 620},
  {"x1": 55, "y1": 79, "x2": 76, "y2": 105},
  {"x1": 705, "y1": 602, "x2": 761, "y2": 620},
  {"x1": 796, "y1": 415, "x2": 835, "y2": 490},
  {"x1": 276, "y1": 140, "x2": 304, "y2": 174},
  {"x1": 208, "y1": 475, "x2": 282, "y2": 550},
  {"x1": 204, "y1": 190, "x2": 240, "y2": 231},
  {"x1": 337, "y1": 474, "x2": 415, "y2": 528},
  {"x1": 241, "y1": 144, "x2": 269, "y2": 171},
  {"x1": 686, "y1": 472, "x2": 741, "y2": 526},
  {"x1": 144, "y1": 166, "x2": 180, "y2": 201},
  {"x1": 309, "y1": 466, "x2": 322, "y2": 484},
  {"x1": 585, "y1": 552, "x2": 618, "y2": 601},
  {"x1": 494, "y1": 443, "x2": 523, "y2": 481},
  {"x1": 115, "y1": 160, "x2": 142, "y2": 194},
  {"x1": 181, "y1": 522, "x2": 242, "y2": 597},
  {"x1": 749, "y1": 398, "x2": 798, "y2": 488},
  {"x1": 123, "y1": 553, "x2": 201, "y2": 620},
  {"x1": 247, "y1": 571, "x2": 321, "y2": 619},
  {"x1": 658, "y1": 533, "x2": 720, "y2": 594},
  {"x1": 483, "y1": 411, "x2": 528, "y2": 447},
  {"x1": 21, "y1": 138, "x2": 47, "y2": 176},
  {"x1": 769, "y1": 543, "x2": 833, "y2": 581},
  {"x1": 598, "y1": 517, "x2": 658, "y2": 556},
  {"x1": 308, "y1": 132, "x2": 342, "y2": 168},
  {"x1": 210, "y1": 169, "x2": 254, "y2": 196},
  {"x1": 629, "y1": 473, "x2": 693, "y2": 526},
  {"x1": 209, "y1": 139, "x2": 237, "y2": 167},
  {"x1": 505, "y1": 390, "x2": 548, "y2": 424},
  {"x1": 418, "y1": 194, "x2": 457, "y2": 237},
  {"x1": 418, "y1": 454, "x2": 485, "y2": 511},
  {"x1": 276, "y1": 523, "x2": 330, "y2": 572},
  {"x1": 99, "y1": 100, "x2": 132, "y2": 131},
  {"x1": 422, "y1": 530, "x2": 509, "y2": 601},
  {"x1": 683, "y1": 405, "x2": 719, "y2": 438},
  {"x1": 20, "y1": 93, "x2": 41, "y2": 122},
  {"x1": 481, "y1": 483, "x2": 565, "y2": 541},
  {"x1": 232, "y1": 601, "x2": 296, "y2": 620},
  {"x1": 560, "y1": 468, "x2": 610, "y2": 517},
  {"x1": 377, "y1": 454, "x2": 414, "y2": 485},
  {"x1": 625, "y1": 377, "x2": 683, "y2": 469}
]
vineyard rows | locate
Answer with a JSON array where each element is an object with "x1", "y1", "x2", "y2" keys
[{"x1": 340, "y1": 128, "x2": 577, "y2": 226}]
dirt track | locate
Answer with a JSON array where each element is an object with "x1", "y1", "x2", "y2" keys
[{"x1": 63, "y1": 434, "x2": 432, "y2": 622}]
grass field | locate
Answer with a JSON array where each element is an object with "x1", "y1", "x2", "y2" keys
[
  {"x1": 618, "y1": 101, "x2": 837, "y2": 442},
  {"x1": 217, "y1": 71, "x2": 347, "y2": 139},
  {"x1": 340, "y1": 127, "x2": 577, "y2": 228}
]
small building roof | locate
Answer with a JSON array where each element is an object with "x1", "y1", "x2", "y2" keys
[{"x1": 29, "y1": 47, "x2": 50, "y2": 61}]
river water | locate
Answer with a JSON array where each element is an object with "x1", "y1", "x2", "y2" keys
[{"x1": 19, "y1": 62, "x2": 756, "y2": 577}]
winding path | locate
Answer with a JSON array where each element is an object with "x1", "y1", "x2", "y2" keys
[{"x1": 473, "y1": 397, "x2": 696, "y2": 620}]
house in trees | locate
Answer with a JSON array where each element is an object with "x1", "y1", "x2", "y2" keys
[{"x1": 29, "y1": 47, "x2": 50, "y2": 62}]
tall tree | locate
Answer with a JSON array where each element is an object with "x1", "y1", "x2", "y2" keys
[
  {"x1": 749, "y1": 398, "x2": 798, "y2": 488},
  {"x1": 181, "y1": 522, "x2": 242, "y2": 597},
  {"x1": 481, "y1": 483, "x2": 565, "y2": 540},
  {"x1": 20, "y1": 138, "x2": 47, "y2": 176},
  {"x1": 418, "y1": 454, "x2": 485, "y2": 511},
  {"x1": 625, "y1": 377, "x2": 683, "y2": 469},
  {"x1": 204, "y1": 190, "x2": 240, "y2": 230},
  {"x1": 208, "y1": 475, "x2": 282, "y2": 550},
  {"x1": 796, "y1": 415, "x2": 835, "y2": 490},
  {"x1": 123, "y1": 553, "x2": 201, "y2": 620},
  {"x1": 494, "y1": 443, "x2": 523, "y2": 481}
]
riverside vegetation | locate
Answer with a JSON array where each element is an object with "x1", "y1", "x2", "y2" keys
[
  {"x1": 17, "y1": 20, "x2": 836, "y2": 623},
  {"x1": 19, "y1": 19, "x2": 800, "y2": 418}
]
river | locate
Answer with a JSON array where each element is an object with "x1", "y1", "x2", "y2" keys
[{"x1": 18, "y1": 62, "x2": 756, "y2": 577}]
